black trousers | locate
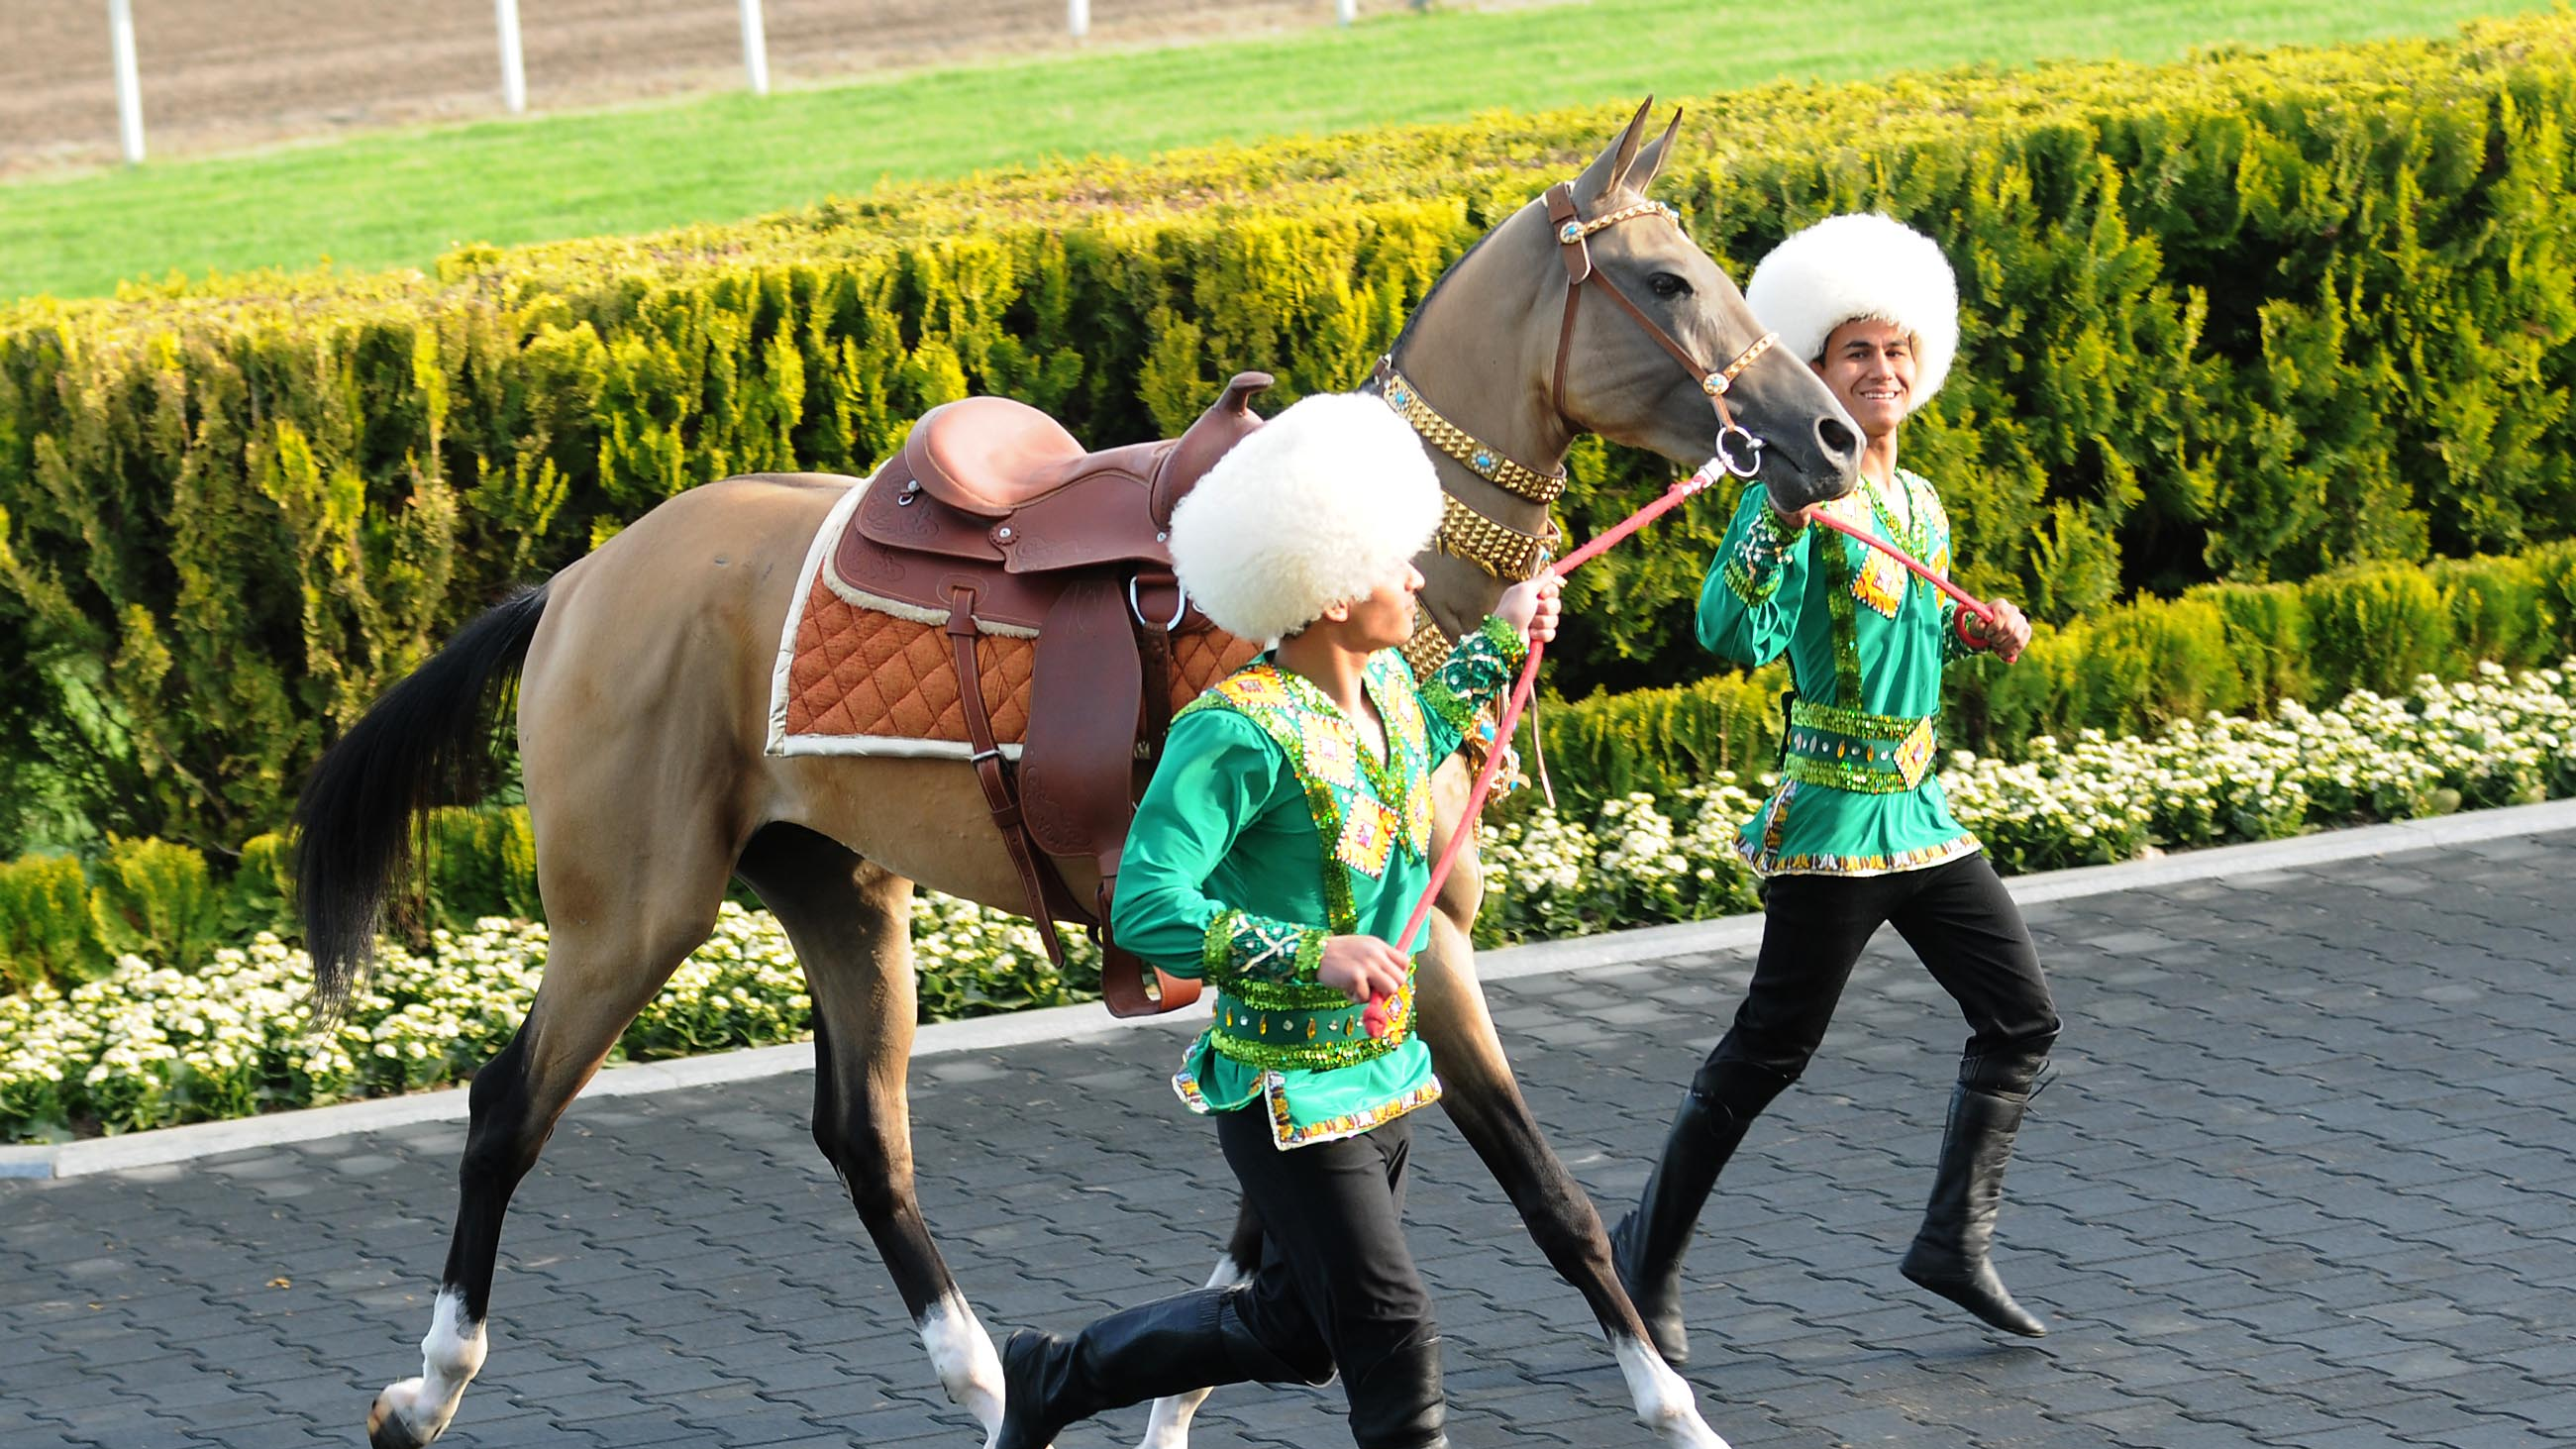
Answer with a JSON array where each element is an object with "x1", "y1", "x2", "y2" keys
[
  {"x1": 1216, "y1": 1106, "x2": 1438, "y2": 1408},
  {"x1": 1695, "y1": 852, "x2": 2061, "y2": 1110}
]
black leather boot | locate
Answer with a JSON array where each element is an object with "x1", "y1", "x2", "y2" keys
[
  {"x1": 1900, "y1": 1054, "x2": 2051, "y2": 1337},
  {"x1": 1343, "y1": 1328, "x2": 1447, "y2": 1449},
  {"x1": 996, "y1": 1288, "x2": 1286, "y2": 1449},
  {"x1": 1608, "y1": 1087, "x2": 1758, "y2": 1366}
]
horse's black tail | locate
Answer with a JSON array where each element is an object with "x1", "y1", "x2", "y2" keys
[{"x1": 294, "y1": 584, "x2": 549, "y2": 1020}]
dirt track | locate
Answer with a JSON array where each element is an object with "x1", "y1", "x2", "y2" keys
[{"x1": 3, "y1": 0, "x2": 1436, "y2": 175}]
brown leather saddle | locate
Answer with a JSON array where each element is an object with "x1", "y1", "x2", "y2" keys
[{"x1": 834, "y1": 372, "x2": 1276, "y2": 1016}]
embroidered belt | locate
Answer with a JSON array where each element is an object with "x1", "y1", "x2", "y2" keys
[
  {"x1": 1780, "y1": 700, "x2": 1938, "y2": 793},
  {"x1": 1209, "y1": 983, "x2": 1413, "y2": 1073}
]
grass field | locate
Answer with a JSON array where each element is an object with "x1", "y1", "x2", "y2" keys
[{"x1": 3, "y1": 0, "x2": 2557, "y2": 302}]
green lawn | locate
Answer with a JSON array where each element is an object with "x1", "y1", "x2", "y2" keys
[{"x1": 3, "y1": 0, "x2": 2556, "y2": 302}]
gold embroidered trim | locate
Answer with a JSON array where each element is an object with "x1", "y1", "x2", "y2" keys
[
  {"x1": 1788, "y1": 699, "x2": 1931, "y2": 739},
  {"x1": 1734, "y1": 832, "x2": 1983, "y2": 879},
  {"x1": 1780, "y1": 713, "x2": 1938, "y2": 794},
  {"x1": 1264, "y1": 1073, "x2": 1443, "y2": 1149},
  {"x1": 1210, "y1": 978, "x2": 1412, "y2": 1073}
]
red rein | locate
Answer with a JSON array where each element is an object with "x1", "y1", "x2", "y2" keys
[{"x1": 1364, "y1": 474, "x2": 1999, "y2": 1037}]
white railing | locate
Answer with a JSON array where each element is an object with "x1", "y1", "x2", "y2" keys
[
  {"x1": 99, "y1": 1, "x2": 1398, "y2": 163},
  {"x1": 494, "y1": 0, "x2": 529, "y2": 114},
  {"x1": 108, "y1": 0, "x2": 147, "y2": 163}
]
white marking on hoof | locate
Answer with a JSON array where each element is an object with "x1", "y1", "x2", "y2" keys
[
  {"x1": 1134, "y1": 1255, "x2": 1248, "y2": 1449},
  {"x1": 1615, "y1": 1333, "x2": 1730, "y2": 1449},
  {"x1": 370, "y1": 1291, "x2": 486, "y2": 1448},
  {"x1": 920, "y1": 1291, "x2": 1005, "y2": 1444}
]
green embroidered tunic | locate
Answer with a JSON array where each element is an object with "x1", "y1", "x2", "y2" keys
[
  {"x1": 1699, "y1": 468, "x2": 1984, "y2": 878},
  {"x1": 1111, "y1": 618, "x2": 1527, "y2": 1149}
]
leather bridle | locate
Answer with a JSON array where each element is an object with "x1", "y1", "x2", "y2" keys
[
  {"x1": 1541, "y1": 182, "x2": 1777, "y2": 482},
  {"x1": 1375, "y1": 183, "x2": 1781, "y2": 579},
  {"x1": 1375, "y1": 181, "x2": 1782, "y2": 678}
]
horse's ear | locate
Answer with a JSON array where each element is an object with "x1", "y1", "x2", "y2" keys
[
  {"x1": 1573, "y1": 97, "x2": 1656, "y2": 202},
  {"x1": 1629, "y1": 108, "x2": 1685, "y2": 192}
]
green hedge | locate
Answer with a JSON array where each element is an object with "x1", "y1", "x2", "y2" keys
[
  {"x1": 4, "y1": 16, "x2": 2576, "y2": 851},
  {"x1": 1533, "y1": 667, "x2": 1786, "y2": 808},
  {"x1": 0, "y1": 807, "x2": 535, "y2": 994},
  {"x1": 6, "y1": 525, "x2": 2566, "y2": 991},
  {"x1": 1543, "y1": 540, "x2": 2576, "y2": 811}
]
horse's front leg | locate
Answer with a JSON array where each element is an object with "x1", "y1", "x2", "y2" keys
[{"x1": 1415, "y1": 817, "x2": 1730, "y2": 1449}]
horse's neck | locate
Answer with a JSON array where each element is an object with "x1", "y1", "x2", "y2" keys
[
  {"x1": 1388, "y1": 219, "x2": 1574, "y2": 479},
  {"x1": 1384, "y1": 210, "x2": 1578, "y2": 638}
]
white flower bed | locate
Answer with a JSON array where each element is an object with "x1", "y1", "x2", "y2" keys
[
  {"x1": 1482, "y1": 663, "x2": 2574, "y2": 932},
  {"x1": 0, "y1": 895, "x2": 1091, "y2": 1142},
  {"x1": 5, "y1": 663, "x2": 2570, "y2": 1143},
  {"x1": 1476, "y1": 781, "x2": 1769, "y2": 945},
  {"x1": 1939, "y1": 662, "x2": 2575, "y2": 871}
]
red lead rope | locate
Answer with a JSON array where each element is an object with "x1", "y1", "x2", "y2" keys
[
  {"x1": 1805, "y1": 509, "x2": 1998, "y2": 628},
  {"x1": 1361, "y1": 471, "x2": 2001, "y2": 1037}
]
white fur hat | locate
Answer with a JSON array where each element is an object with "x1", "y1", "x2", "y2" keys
[
  {"x1": 1169, "y1": 391, "x2": 1443, "y2": 643},
  {"x1": 1744, "y1": 213, "x2": 1960, "y2": 411}
]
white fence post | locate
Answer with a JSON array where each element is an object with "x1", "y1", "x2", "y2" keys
[
  {"x1": 494, "y1": 0, "x2": 528, "y2": 113},
  {"x1": 107, "y1": 0, "x2": 146, "y2": 163},
  {"x1": 1068, "y1": 0, "x2": 1088, "y2": 39},
  {"x1": 739, "y1": 0, "x2": 771, "y2": 95},
  {"x1": 1337, "y1": 0, "x2": 1357, "y2": 23}
]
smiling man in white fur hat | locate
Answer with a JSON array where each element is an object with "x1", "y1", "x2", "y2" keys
[
  {"x1": 1608, "y1": 213, "x2": 2064, "y2": 1364},
  {"x1": 991, "y1": 391, "x2": 1559, "y2": 1449}
]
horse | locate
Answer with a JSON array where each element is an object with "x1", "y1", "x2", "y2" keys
[{"x1": 296, "y1": 100, "x2": 1859, "y2": 1449}]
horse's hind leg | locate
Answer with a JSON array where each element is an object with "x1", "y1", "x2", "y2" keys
[
  {"x1": 368, "y1": 839, "x2": 733, "y2": 1449},
  {"x1": 1135, "y1": 1201, "x2": 1264, "y2": 1449},
  {"x1": 733, "y1": 825, "x2": 1006, "y2": 1442},
  {"x1": 1415, "y1": 857, "x2": 1728, "y2": 1449}
]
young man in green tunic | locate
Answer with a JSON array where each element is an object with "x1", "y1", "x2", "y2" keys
[
  {"x1": 1609, "y1": 214, "x2": 2063, "y2": 1364},
  {"x1": 992, "y1": 391, "x2": 1560, "y2": 1449}
]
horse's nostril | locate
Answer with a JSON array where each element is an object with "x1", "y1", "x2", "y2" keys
[{"x1": 1816, "y1": 416, "x2": 1858, "y2": 461}]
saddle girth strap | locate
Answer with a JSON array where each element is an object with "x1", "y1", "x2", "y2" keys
[
  {"x1": 944, "y1": 581, "x2": 1202, "y2": 1018},
  {"x1": 1099, "y1": 571, "x2": 1202, "y2": 1016},
  {"x1": 944, "y1": 584, "x2": 1088, "y2": 977}
]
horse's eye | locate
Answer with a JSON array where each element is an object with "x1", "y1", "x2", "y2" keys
[{"x1": 1649, "y1": 272, "x2": 1693, "y2": 299}]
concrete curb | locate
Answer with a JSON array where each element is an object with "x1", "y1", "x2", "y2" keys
[{"x1": 7, "y1": 796, "x2": 2572, "y2": 1181}]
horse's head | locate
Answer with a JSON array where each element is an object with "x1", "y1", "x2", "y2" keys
[
  {"x1": 1382, "y1": 102, "x2": 1862, "y2": 656},
  {"x1": 1539, "y1": 102, "x2": 1862, "y2": 511}
]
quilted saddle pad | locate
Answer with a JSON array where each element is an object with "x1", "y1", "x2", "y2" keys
[{"x1": 767, "y1": 475, "x2": 1258, "y2": 760}]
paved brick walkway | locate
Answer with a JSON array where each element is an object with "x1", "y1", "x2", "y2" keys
[{"x1": 6, "y1": 831, "x2": 2575, "y2": 1449}]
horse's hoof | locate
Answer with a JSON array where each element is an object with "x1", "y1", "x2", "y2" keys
[{"x1": 367, "y1": 1381, "x2": 435, "y2": 1449}]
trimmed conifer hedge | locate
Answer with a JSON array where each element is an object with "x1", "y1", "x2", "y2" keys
[
  {"x1": 3, "y1": 15, "x2": 2574, "y2": 850},
  {"x1": 1544, "y1": 539, "x2": 2576, "y2": 813},
  {"x1": 2, "y1": 537, "x2": 2567, "y2": 992}
]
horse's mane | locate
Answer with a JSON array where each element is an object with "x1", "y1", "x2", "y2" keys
[{"x1": 1381, "y1": 212, "x2": 1513, "y2": 371}]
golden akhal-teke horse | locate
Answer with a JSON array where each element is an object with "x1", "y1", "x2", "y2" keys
[{"x1": 296, "y1": 104, "x2": 1861, "y2": 1449}]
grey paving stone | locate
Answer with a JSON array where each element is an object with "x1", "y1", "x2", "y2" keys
[{"x1": 9, "y1": 832, "x2": 2576, "y2": 1446}]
